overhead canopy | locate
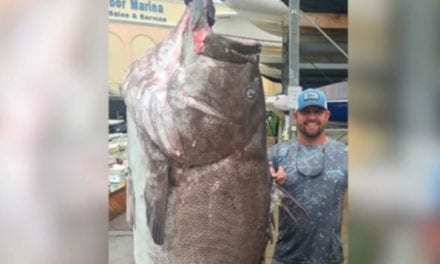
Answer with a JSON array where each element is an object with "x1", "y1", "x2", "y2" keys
[{"x1": 221, "y1": 0, "x2": 347, "y2": 88}]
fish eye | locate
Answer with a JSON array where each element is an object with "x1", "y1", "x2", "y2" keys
[{"x1": 246, "y1": 89, "x2": 257, "y2": 99}]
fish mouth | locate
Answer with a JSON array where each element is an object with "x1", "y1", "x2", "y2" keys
[{"x1": 201, "y1": 34, "x2": 261, "y2": 63}]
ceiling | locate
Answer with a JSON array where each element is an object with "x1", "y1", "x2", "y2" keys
[{"x1": 282, "y1": 0, "x2": 347, "y2": 13}]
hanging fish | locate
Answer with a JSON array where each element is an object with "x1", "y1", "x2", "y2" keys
[{"x1": 122, "y1": 0, "x2": 272, "y2": 263}]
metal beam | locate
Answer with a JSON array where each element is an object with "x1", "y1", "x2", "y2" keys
[
  {"x1": 280, "y1": 0, "x2": 301, "y2": 141},
  {"x1": 288, "y1": 0, "x2": 300, "y2": 88}
]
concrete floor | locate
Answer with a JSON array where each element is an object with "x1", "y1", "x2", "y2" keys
[{"x1": 109, "y1": 213, "x2": 134, "y2": 264}]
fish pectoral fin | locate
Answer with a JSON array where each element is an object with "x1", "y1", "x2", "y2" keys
[
  {"x1": 144, "y1": 170, "x2": 169, "y2": 245},
  {"x1": 147, "y1": 202, "x2": 166, "y2": 245}
]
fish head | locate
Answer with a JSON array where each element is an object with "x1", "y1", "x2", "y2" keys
[
  {"x1": 181, "y1": 37, "x2": 264, "y2": 126},
  {"x1": 123, "y1": 0, "x2": 266, "y2": 166},
  {"x1": 167, "y1": 2, "x2": 265, "y2": 165}
]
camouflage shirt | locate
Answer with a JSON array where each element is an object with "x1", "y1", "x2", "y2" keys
[{"x1": 269, "y1": 137, "x2": 347, "y2": 264}]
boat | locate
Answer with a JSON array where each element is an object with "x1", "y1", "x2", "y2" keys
[
  {"x1": 327, "y1": 99, "x2": 348, "y2": 123},
  {"x1": 317, "y1": 81, "x2": 347, "y2": 124}
]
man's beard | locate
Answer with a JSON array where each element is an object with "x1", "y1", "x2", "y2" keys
[{"x1": 296, "y1": 122, "x2": 325, "y2": 138}]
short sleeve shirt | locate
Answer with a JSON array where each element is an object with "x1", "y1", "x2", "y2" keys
[{"x1": 268, "y1": 138, "x2": 347, "y2": 264}]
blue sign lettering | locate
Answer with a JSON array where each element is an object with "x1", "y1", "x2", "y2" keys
[
  {"x1": 109, "y1": 0, "x2": 126, "y2": 8},
  {"x1": 130, "y1": 0, "x2": 164, "y2": 13}
]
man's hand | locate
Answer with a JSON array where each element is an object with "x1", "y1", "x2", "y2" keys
[{"x1": 269, "y1": 162, "x2": 287, "y2": 185}]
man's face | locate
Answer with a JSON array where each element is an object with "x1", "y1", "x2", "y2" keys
[{"x1": 293, "y1": 106, "x2": 330, "y2": 138}]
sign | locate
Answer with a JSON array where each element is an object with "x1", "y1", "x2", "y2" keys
[{"x1": 109, "y1": 0, "x2": 185, "y2": 26}]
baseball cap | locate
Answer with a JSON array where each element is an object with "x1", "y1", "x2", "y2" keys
[{"x1": 296, "y1": 88, "x2": 328, "y2": 111}]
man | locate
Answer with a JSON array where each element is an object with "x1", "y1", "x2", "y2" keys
[{"x1": 269, "y1": 88, "x2": 347, "y2": 264}]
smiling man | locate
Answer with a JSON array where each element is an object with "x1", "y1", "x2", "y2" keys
[
  {"x1": 269, "y1": 88, "x2": 348, "y2": 264},
  {"x1": 294, "y1": 89, "x2": 330, "y2": 143}
]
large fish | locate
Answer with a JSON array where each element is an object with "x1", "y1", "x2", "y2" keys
[{"x1": 122, "y1": 0, "x2": 271, "y2": 263}]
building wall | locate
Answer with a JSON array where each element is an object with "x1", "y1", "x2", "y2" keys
[
  {"x1": 108, "y1": 0, "x2": 188, "y2": 95},
  {"x1": 108, "y1": 23, "x2": 172, "y2": 95}
]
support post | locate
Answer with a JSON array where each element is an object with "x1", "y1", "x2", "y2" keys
[{"x1": 281, "y1": 0, "x2": 301, "y2": 141}]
